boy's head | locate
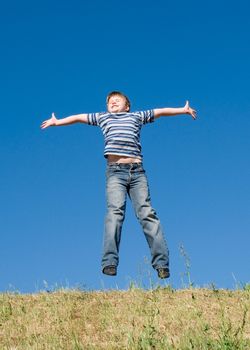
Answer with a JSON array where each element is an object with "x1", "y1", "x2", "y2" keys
[{"x1": 106, "y1": 91, "x2": 131, "y2": 113}]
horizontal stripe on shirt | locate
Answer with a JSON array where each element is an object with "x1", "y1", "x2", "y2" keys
[{"x1": 87, "y1": 110, "x2": 154, "y2": 159}]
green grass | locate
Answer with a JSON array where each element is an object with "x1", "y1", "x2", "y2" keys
[{"x1": 0, "y1": 287, "x2": 250, "y2": 349}]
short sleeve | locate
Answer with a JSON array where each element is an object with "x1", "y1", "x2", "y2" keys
[
  {"x1": 138, "y1": 110, "x2": 155, "y2": 125},
  {"x1": 87, "y1": 113, "x2": 101, "y2": 126}
]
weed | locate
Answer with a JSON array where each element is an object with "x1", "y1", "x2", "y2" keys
[
  {"x1": 243, "y1": 283, "x2": 250, "y2": 292},
  {"x1": 179, "y1": 244, "x2": 194, "y2": 288}
]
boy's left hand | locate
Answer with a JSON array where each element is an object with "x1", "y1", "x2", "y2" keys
[{"x1": 184, "y1": 101, "x2": 197, "y2": 120}]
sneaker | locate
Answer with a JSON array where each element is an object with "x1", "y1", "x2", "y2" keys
[
  {"x1": 102, "y1": 265, "x2": 117, "y2": 276},
  {"x1": 157, "y1": 268, "x2": 170, "y2": 279}
]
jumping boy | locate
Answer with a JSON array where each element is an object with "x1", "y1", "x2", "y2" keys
[{"x1": 41, "y1": 91, "x2": 196, "y2": 279}]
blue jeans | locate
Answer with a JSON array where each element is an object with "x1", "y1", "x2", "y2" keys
[{"x1": 102, "y1": 162, "x2": 169, "y2": 271}]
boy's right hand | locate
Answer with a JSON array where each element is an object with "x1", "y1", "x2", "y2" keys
[{"x1": 40, "y1": 113, "x2": 58, "y2": 129}]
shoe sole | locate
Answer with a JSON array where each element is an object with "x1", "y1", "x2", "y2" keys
[{"x1": 102, "y1": 267, "x2": 117, "y2": 276}]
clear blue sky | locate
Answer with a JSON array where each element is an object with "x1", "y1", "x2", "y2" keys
[{"x1": 1, "y1": 0, "x2": 249, "y2": 293}]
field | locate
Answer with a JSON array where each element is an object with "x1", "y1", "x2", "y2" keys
[{"x1": 0, "y1": 285, "x2": 250, "y2": 349}]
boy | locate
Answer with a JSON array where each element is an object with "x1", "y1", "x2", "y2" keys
[{"x1": 41, "y1": 91, "x2": 196, "y2": 279}]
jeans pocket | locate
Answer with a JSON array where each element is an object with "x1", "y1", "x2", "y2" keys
[
  {"x1": 137, "y1": 166, "x2": 145, "y2": 173},
  {"x1": 106, "y1": 166, "x2": 118, "y2": 178}
]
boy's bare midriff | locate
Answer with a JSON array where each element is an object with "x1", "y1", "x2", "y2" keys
[{"x1": 107, "y1": 154, "x2": 142, "y2": 164}]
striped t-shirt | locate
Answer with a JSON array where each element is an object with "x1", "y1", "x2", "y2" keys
[{"x1": 87, "y1": 110, "x2": 155, "y2": 159}]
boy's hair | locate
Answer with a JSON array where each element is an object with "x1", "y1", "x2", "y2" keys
[{"x1": 106, "y1": 91, "x2": 131, "y2": 111}]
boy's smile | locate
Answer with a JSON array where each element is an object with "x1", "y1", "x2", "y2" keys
[{"x1": 107, "y1": 95, "x2": 129, "y2": 113}]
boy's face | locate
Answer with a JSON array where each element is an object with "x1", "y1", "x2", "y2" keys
[{"x1": 107, "y1": 95, "x2": 129, "y2": 113}]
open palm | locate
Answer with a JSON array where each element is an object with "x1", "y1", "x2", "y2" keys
[
  {"x1": 184, "y1": 101, "x2": 197, "y2": 120},
  {"x1": 40, "y1": 113, "x2": 58, "y2": 129}
]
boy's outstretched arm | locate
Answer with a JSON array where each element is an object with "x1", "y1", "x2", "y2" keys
[
  {"x1": 154, "y1": 101, "x2": 197, "y2": 120},
  {"x1": 40, "y1": 112, "x2": 88, "y2": 129}
]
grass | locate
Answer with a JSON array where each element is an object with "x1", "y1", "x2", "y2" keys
[
  {"x1": 0, "y1": 286, "x2": 250, "y2": 349},
  {"x1": 1, "y1": 248, "x2": 249, "y2": 349}
]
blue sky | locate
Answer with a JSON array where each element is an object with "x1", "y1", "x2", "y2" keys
[{"x1": 1, "y1": 0, "x2": 249, "y2": 292}]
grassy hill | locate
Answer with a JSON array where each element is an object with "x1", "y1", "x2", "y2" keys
[{"x1": 0, "y1": 287, "x2": 250, "y2": 349}]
